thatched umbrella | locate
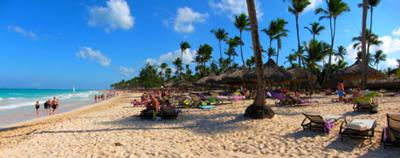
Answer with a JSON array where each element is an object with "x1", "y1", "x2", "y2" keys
[
  {"x1": 222, "y1": 68, "x2": 250, "y2": 85},
  {"x1": 164, "y1": 81, "x2": 174, "y2": 88},
  {"x1": 195, "y1": 76, "x2": 210, "y2": 86},
  {"x1": 333, "y1": 60, "x2": 385, "y2": 80},
  {"x1": 288, "y1": 67, "x2": 316, "y2": 82},
  {"x1": 173, "y1": 80, "x2": 193, "y2": 88},
  {"x1": 244, "y1": 59, "x2": 291, "y2": 83},
  {"x1": 205, "y1": 72, "x2": 217, "y2": 84}
]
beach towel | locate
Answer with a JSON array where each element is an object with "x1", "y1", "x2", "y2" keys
[
  {"x1": 384, "y1": 127, "x2": 397, "y2": 143},
  {"x1": 324, "y1": 120, "x2": 334, "y2": 134},
  {"x1": 199, "y1": 105, "x2": 215, "y2": 109}
]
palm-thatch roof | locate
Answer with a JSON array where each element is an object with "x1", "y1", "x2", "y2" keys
[
  {"x1": 244, "y1": 59, "x2": 292, "y2": 83},
  {"x1": 222, "y1": 67, "x2": 250, "y2": 84},
  {"x1": 333, "y1": 60, "x2": 385, "y2": 80},
  {"x1": 173, "y1": 80, "x2": 193, "y2": 88},
  {"x1": 194, "y1": 76, "x2": 210, "y2": 86},
  {"x1": 288, "y1": 67, "x2": 316, "y2": 82},
  {"x1": 205, "y1": 72, "x2": 217, "y2": 84}
]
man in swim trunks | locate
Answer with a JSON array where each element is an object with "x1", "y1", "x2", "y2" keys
[
  {"x1": 337, "y1": 80, "x2": 345, "y2": 101},
  {"x1": 52, "y1": 96, "x2": 59, "y2": 114}
]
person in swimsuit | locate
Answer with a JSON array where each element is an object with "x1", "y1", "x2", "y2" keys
[
  {"x1": 44, "y1": 99, "x2": 50, "y2": 115},
  {"x1": 52, "y1": 96, "x2": 59, "y2": 114},
  {"x1": 35, "y1": 101, "x2": 40, "y2": 117},
  {"x1": 337, "y1": 80, "x2": 345, "y2": 101}
]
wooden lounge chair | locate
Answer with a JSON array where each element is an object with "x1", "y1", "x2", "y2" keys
[
  {"x1": 301, "y1": 113, "x2": 345, "y2": 133},
  {"x1": 339, "y1": 119, "x2": 377, "y2": 142},
  {"x1": 382, "y1": 113, "x2": 400, "y2": 148}
]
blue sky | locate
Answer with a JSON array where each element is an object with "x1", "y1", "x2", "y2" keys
[{"x1": 0, "y1": 0, "x2": 399, "y2": 89}]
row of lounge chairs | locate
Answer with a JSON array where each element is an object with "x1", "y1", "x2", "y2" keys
[{"x1": 302, "y1": 113, "x2": 400, "y2": 148}]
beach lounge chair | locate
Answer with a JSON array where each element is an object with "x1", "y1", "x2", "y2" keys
[
  {"x1": 353, "y1": 91, "x2": 378, "y2": 113},
  {"x1": 382, "y1": 113, "x2": 400, "y2": 148},
  {"x1": 339, "y1": 119, "x2": 377, "y2": 142},
  {"x1": 301, "y1": 113, "x2": 345, "y2": 133}
]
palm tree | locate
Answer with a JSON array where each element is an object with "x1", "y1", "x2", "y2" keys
[
  {"x1": 304, "y1": 22, "x2": 325, "y2": 40},
  {"x1": 160, "y1": 62, "x2": 168, "y2": 80},
  {"x1": 367, "y1": 0, "x2": 381, "y2": 57},
  {"x1": 234, "y1": 13, "x2": 250, "y2": 67},
  {"x1": 285, "y1": 53, "x2": 297, "y2": 68},
  {"x1": 261, "y1": 20, "x2": 277, "y2": 49},
  {"x1": 334, "y1": 46, "x2": 347, "y2": 61},
  {"x1": 226, "y1": 36, "x2": 241, "y2": 66},
  {"x1": 304, "y1": 39, "x2": 329, "y2": 71},
  {"x1": 196, "y1": 44, "x2": 213, "y2": 77},
  {"x1": 211, "y1": 28, "x2": 229, "y2": 66},
  {"x1": 165, "y1": 68, "x2": 172, "y2": 80},
  {"x1": 274, "y1": 18, "x2": 289, "y2": 64},
  {"x1": 180, "y1": 41, "x2": 191, "y2": 60},
  {"x1": 373, "y1": 50, "x2": 386, "y2": 69},
  {"x1": 245, "y1": 0, "x2": 274, "y2": 119},
  {"x1": 266, "y1": 47, "x2": 277, "y2": 60},
  {"x1": 315, "y1": 0, "x2": 350, "y2": 68},
  {"x1": 172, "y1": 57, "x2": 183, "y2": 79},
  {"x1": 184, "y1": 64, "x2": 192, "y2": 80},
  {"x1": 352, "y1": 30, "x2": 382, "y2": 60},
  {"x1": 361, "y1": 0, "x2": 368, "y2": 89},
  {"x1": 288, "y1": 0, "x2": 310, "y2": 56}
]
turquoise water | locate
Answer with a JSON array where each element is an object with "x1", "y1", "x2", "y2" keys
[
  {"x1": 0, "y1": 89, "x2": 99, "y2": 127},
  {"x1": 0, "y1": 89, "x2": 97, "y2": 110}
]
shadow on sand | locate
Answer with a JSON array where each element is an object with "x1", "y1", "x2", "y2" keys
[{"x1": 35, "y1": 108, "x2": 250, "y2": 136}]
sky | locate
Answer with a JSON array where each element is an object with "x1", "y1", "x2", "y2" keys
[{"x1": 0, "y1": 0, "x2": 399, "y2": 89}]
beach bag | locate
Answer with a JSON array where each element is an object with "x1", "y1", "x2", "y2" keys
[
  {"x1": 140, "y1": 109, "x2": 157, "y2": 120},
  {"x1": 160, "y1": 106, "x2": 179, "y2": 119},
  {"x1": 324, "y1": 120, "x2": 334, "y2": 134}
]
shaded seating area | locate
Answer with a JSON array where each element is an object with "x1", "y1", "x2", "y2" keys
[
  {"x1": 301, "y1": 113, "x2": 345, "y2": 133},
  {"x1": 382, "y1": 113, "x2": 400, "y2": 148},
  {"x1": 339, "y1": 119, "x2": 377, "y2": 142}
]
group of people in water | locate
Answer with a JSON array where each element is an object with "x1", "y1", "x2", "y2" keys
[
  {"x1": 94, "y1": 91, "x2": 118, "y2": 102},
  {"x1": 34, "y1": 96, "x2": 59, "y2": 117}
]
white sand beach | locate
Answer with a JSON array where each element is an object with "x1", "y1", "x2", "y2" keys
[{"x1": 0, "y1": 92, "x2": 399, "y2": 158}]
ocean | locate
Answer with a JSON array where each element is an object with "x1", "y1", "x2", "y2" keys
[{"x1": 0, "y1": 89, "x2": 98, "y2": 127}]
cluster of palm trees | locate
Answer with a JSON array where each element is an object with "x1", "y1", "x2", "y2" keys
[{"x1": 114, "y1": 0, "x2": 386, "y2": 90}]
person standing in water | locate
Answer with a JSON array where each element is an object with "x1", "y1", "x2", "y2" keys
[
  {"x1": 44, "y1": 99, "x2": 51, "y2": 115},
  {"x1": 52, "y1": 96, "x2": 59, "y2": 114},
  {"x1": 35, "y1": 101, "x2": 40, "y2": 117}
]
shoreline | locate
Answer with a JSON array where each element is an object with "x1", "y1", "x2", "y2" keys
[{"x1": 0, "y1": 94, "x2": 123, "y2": 130}]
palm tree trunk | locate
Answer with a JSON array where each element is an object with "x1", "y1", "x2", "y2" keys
[
  {"x1": 276, "y1": 39, "x2": 280, "y2": 65},
  {"x1": 219, "y1": 40, "x2": 223, "y2": 68},
  {"x1": 295, "y1": 15, "x2": 301, "y2": 56},
  {"x1": 367, "y1": 7, "x2": 373, "y2": 63},
  {"x1": 361, "y1": 0, "x2": 368, "y2": 89},
  {"x1": 240, "y1": 31, "x2": 246, "y2": 67},
  {"x1": 245, "y1": 0, "x2": 274, "y2": 119}
]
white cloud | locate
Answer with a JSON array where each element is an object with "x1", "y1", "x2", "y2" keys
[
  {"x1": 7, "y1": 25, "x2": 37, "y2": 39},
  {"x1": 384, "y1": 58, "x2": 398, "y2": 69},
  {"x1": 76, "y1": 47, "x2": 111, "y2": 66},
  {"x1": 209, "y1": 0, "x2": 263, "y2": 20},
  {"x1": 304, "y1": 0, "x2": 323, "y2": 13},
  {"x1": 393, "y1": 27, "x2": 400, "y2": 37},
  {"x1": 88, "y1": 0, "x2": 134, "y2": 32},
  {"x1": 375, "y1": 36, "x2": 400, "y2": 54},
  {"x1": 145, "y1": 58, "x2": 157, "y2": 66},
  {"x1": 345, "y1": 34, "x2": 400, "y2": 66},
  {"x1": 173, "y1": 7, "x2": 208, "y2": 33},
  {"x1": 145, "y1": 49, "x2": 197, "y2": 67},
  {"x1": 117, "y1": 66, "x2": 134, "y2": 77}
]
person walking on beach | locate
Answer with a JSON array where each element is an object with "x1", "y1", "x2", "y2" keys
[
  {"x1": 35, "y1": 101, "x2": 40, "y2": 117},
  {"x1": 337, "y1": 80, "x2": 345, "y2": 101}
]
